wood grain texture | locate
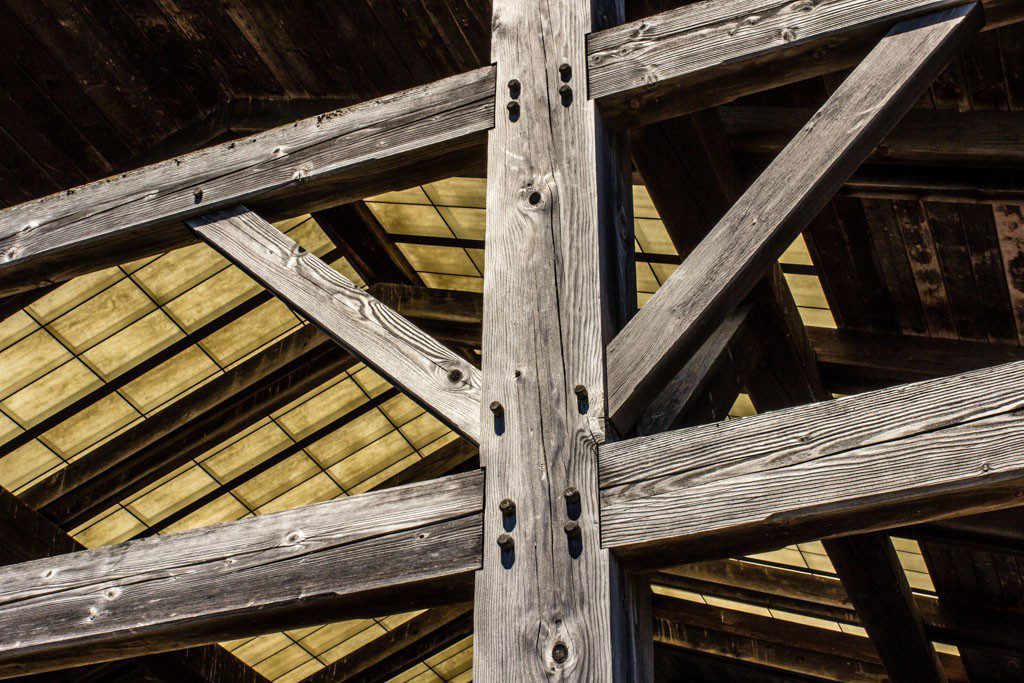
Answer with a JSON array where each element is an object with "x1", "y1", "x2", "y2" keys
[
  {"x1": 0, "y1": 471, "x2": 483, "y2": 677},
  {"x1": 0, "y1": 67, "x2": 494, "y2": 295},
  {"x1": 475, "y1": 0, "x2": 648, "y2": 679},
  {"x1": 191, "y1": 207, "x2": 481, "y2": 442},
  {"x1": 588, "y1": 0, "x2": 1014, "y2": 126},
  {"x1": 600, "y1": 360, "x2": 1024, "y2": 565},
  {"x1": 606, "y1": 6, "x2": 981, "y2": 431}
]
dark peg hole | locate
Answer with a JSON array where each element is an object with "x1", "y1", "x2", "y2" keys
[
  {"x1": 507, "y1": 79, "x2": 521, "y2": 99},
  {"x1": 564, "y1": 521, "x2": 583, "y2": 559},
  {"x1": 552, "y1": 642, "x2": 569, "y2": 664},
  {"x1": 193, "y1": 189, "x2": 203, "y2": 204},
  {"x1": 507, "y1": 100, "x2": 520, "y2": 122},
  {"x1": 295, "y1": 245, "x2": 307, "y2": 255},
  {"x1": 573, "y1": 384, "x2": 589, "y2": 414},
  {"x1": 558, "y1": 63, "x2": 572, "y2": 82},
  {"x1": 490, "y1": 401, "x2": 505, "y2": 436},
  {"x1": 447, "y1": 368, "x2": 463, "y2": 384},
  {"x1": 528, "y1": 191, "x2": 542, "y2": 206},
  {"x1": 499, "y1": 498, "x2": 517, "y2": 531},
  {"x1": 497, "y1": 533, "x2": 515, "y2": 569},
  {"x1": 563, "y1": 486, "x2": 581, "y2": 520},
  {"x1": 559, "y1": 85, "x2": 573, "y2": 107}
]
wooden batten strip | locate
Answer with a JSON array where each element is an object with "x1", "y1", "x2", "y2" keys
[{"x1": 0, "y1": 472, "x2": 483, "y2": 678}]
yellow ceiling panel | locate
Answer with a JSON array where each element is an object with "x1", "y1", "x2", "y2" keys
[
  {"x1": 202, "y1": 299, "x2": 300, "y2": 368},
  {"x1": 365, "y1": 186, "x2": 431, "y2": 205},
  {"x1": 164, "y1": 266, "x2": 261, "y2": 331},
  {"x1": 437, "y1": 207, "x2": 486, "y2": 240},
  {"x1": 368, "y1": 203, "x2": 451, "y2": 237},
  {"x1": 233, "y1": 452, "x2": 321, "y2": 510},
  {"x1": 307, "y1": 410, "x2": 398, "y2": 469},
  {"x1": 398, "y1": 244, "x2": 479, "y2": 277},
  {"x1": 27, "y1": 266, "x2": 124, "y2": 324},
  {"x1": 350, "y1": 454, "x2": 420, "y2": 495},
  {"x1": 73, "y1": 506, "x2": 146, "y2": 548},
  {"x1": 286, "y1": 217, "x2": 333, "y2": 256},
  {"x1": 0, "y1": 440, "x2": 61, "y2": 492},
  {"x1": 350, "y1": 366, "x2": 391, "y2": 399},
  {"x1": 200, "y1": 420, "x2": 290, "y2": 483},
  {"x1": 418, "y1": 273, "x2": 483, "y2": 293},
  {"x1": 276, "y1": 660, "x2": 323, "y2": 683},
  {"x1": 318, "y1": 622, "x2": 387, "y2": 664},
  {"x1": 275, "y1": 376, "x2": 368, "y2": 440},
  {"x1": 82, "y1": 310, "x2": 184, "y2": 381},
  {"x1": 380, "y1": 394, "x2": 424, "y2": 427},
  {"x1": 257, "y1": 471, "x2": 341, "y2": 515},
  {"x1": 3, "y1": 358, "x2": 102, "y2": 427},
  {"x1": 49, "y1": 278, "x2": 156, "y2": 353},
  {"x1": 399, "y1": 413, "x2": 449, "y2": 450},
  {"x1": 299, "y1": 619, "x2": 376, "y2": 656},
  {"x1": 422, "y1": 177, "x2": 486, "y2": 208},
  {"x1": 635, "y1": 217, "x2": 675, "y2": 255},
  {"x1": 0, "y1": 310, "x2": 39, "y2": 352},
  {"x1": 327, "y1": 430, "x2": 414, "y2": 491},
  {"x1": 161, "y1": 493, "x2": 249, "y2": 535},
  {"x1": 120, "y1": 345, "x2": 220, "y2": 414},
  {"x1": 132, "y1": 242, "x2": 227, "y2": 304},
  {"x1": 633, "y1": 185, "x2": 658, "y2": 220},
  {"x1": 126, "y1": 464, "x2": 219, "y2": 525},
  {"x1": 0, "y1": 329, "x2": 73, "y2": 399},
  {"x1": 41, "y1": 392, "x2": 140, "y2": 460}
]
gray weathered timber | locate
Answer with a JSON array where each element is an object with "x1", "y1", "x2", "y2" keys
[
  {"x1": 600, "y1": 361, "x2": 1024, "y2": 566},
  {"x1": 588, "y1": 0, "x2": 1015, "y2": 126},
  {"x1": 475, "y1": 0, "x2": 650, "y2": 680},
  {"x1": 191, "y1": 207, "x2": 481, "y2": 442},
  {"x1": 0, "y1": 471, "x2": 483, "y2": 678},
  {"x1": 0, "y1": 67, "x2": 494, "y2": 296},
  {"x1": 605, "y1": 5, "x2": 981, "y2": 432}
]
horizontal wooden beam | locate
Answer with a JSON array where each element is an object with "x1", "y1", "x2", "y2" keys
[
  {"x1": 809, "y1": 326, "x2": 1024, "y2": 392},
  {"x1": 722, "y1": 107, "x2": 1024, "y2": 167},
  {"x1": 191, "y1": 207, "x2": 481, "y2": 442},
  {"x1": 0, "y1": 67, "x2": 494, "y2": 296},
  {"x1": 605, "y1": 6, "x2": 980, "y2": 432},
  {"x1": 588, "y1": 0, "x2": 1019, "y2": 127},
  {"x1": 0, "y1": 471, "x2": 483, "y2": 678},
  {"x1": 600, "y1": 361, "x2": 1024, "y2": 566}
]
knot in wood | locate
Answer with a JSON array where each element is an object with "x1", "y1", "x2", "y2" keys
[
  {"x1": 447, "y1": 368, "x2": 464, "y2": 384},
  {"x1": 552, "y1": 642, "x2": 569, "y2": 664}
]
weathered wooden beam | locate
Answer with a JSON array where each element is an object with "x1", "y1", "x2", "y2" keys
[
  {"x1": 475, "y1": 0, "x2": 650, "y2": 679},
  {"x1": 191, "y1": 207, "x2": 481, "y2": 442},
  {"x1": 0, "y1": 487, "x2": 267, "y2": 683},
  {"x1": 313, "y1": 203, "x2": 423, "y2": 286},
  {"x1": 653, "y1": 645, "x2": 828, "y2": 683},
  {"x1": 0, "y1": 68, "x2": 494, "y2": 296},
  {"x1": 600, "y1": 360, "x2": 1024, "y2": 566},
  {"x1": 25, "y1": 325, "x2": 355, "y2": 528},
  {"x1": 606, "y1": 6, "x2": 981, "y2": 432},
  {"x1": 588, "y1": 0, "x2": 1018, "y2": 127},
  {"x1": 0, "y1": 472, "x2": 483, "y2": 678},
  {"x1": 722, "y1": 106, "x2": 1024, "y2": 167}
]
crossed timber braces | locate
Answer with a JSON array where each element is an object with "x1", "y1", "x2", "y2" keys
[{"x1": 0, "y1": 0, "x2": 1021, "y2": 680}]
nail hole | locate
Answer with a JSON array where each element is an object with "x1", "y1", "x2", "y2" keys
[
  {"x1": 558, "y1": 63, "x2": 572, "y2": 82},
  {"x1": 193, "y1": 189, "x2": 203, "y2": 203},
  {"x1": 507, "y1": 79, "x2": 521, "y2": 98},
  {"x1": 559, "y1": 85, "x2": 573, "y2": 107},
  {"x1": 507, "y1": 101, "x2": 520, "y2": 122}
]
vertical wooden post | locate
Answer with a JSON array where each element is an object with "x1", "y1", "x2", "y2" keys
[{"x1": 474, "y1": 0, "x2": 648, "y2": 680}]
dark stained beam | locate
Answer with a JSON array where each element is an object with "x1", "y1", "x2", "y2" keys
[
  {"x1": 651, "y1": 595, "x2": 969, "y2": 682},
  {"x1": 657, "y1": 559, "x2": 1024, "y2": 656},
  {"x1": 821, "y1": 534, "x2": 946, "y2": 682},
  {"x1": 606, "y1": 6, "x2": 981, "y2": 432},
  {"x1": 0, "y1": 68, "x2": 494, "y2": 296},
  {"x1": 600, "y1": 360, "x2": 1024, "y2": 565},
  {"x1": 809, "y1": 325, "x2": 1024, "y2": 392},
  {"x1": 0, "y1": 487, "x2": 267, "y2": 683},
  {"x1": 722, "y1": 106, "x2": 1024, "y2": 167},
  {"x1": 191, "y1": 207, "x2": 481, "y2": 441},
  {"x1": 0, "y1": 472, "x2": 482, "y2": 678},
  {"x1": 313, "y1": 203, "x2": 423, "y2": 286},
  {"x1": 653, "y1": 645, "x2": 831, "y2": 683},
  {"x1": 588, "y1": 0, "x2": 1019, "y2": 127}
]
